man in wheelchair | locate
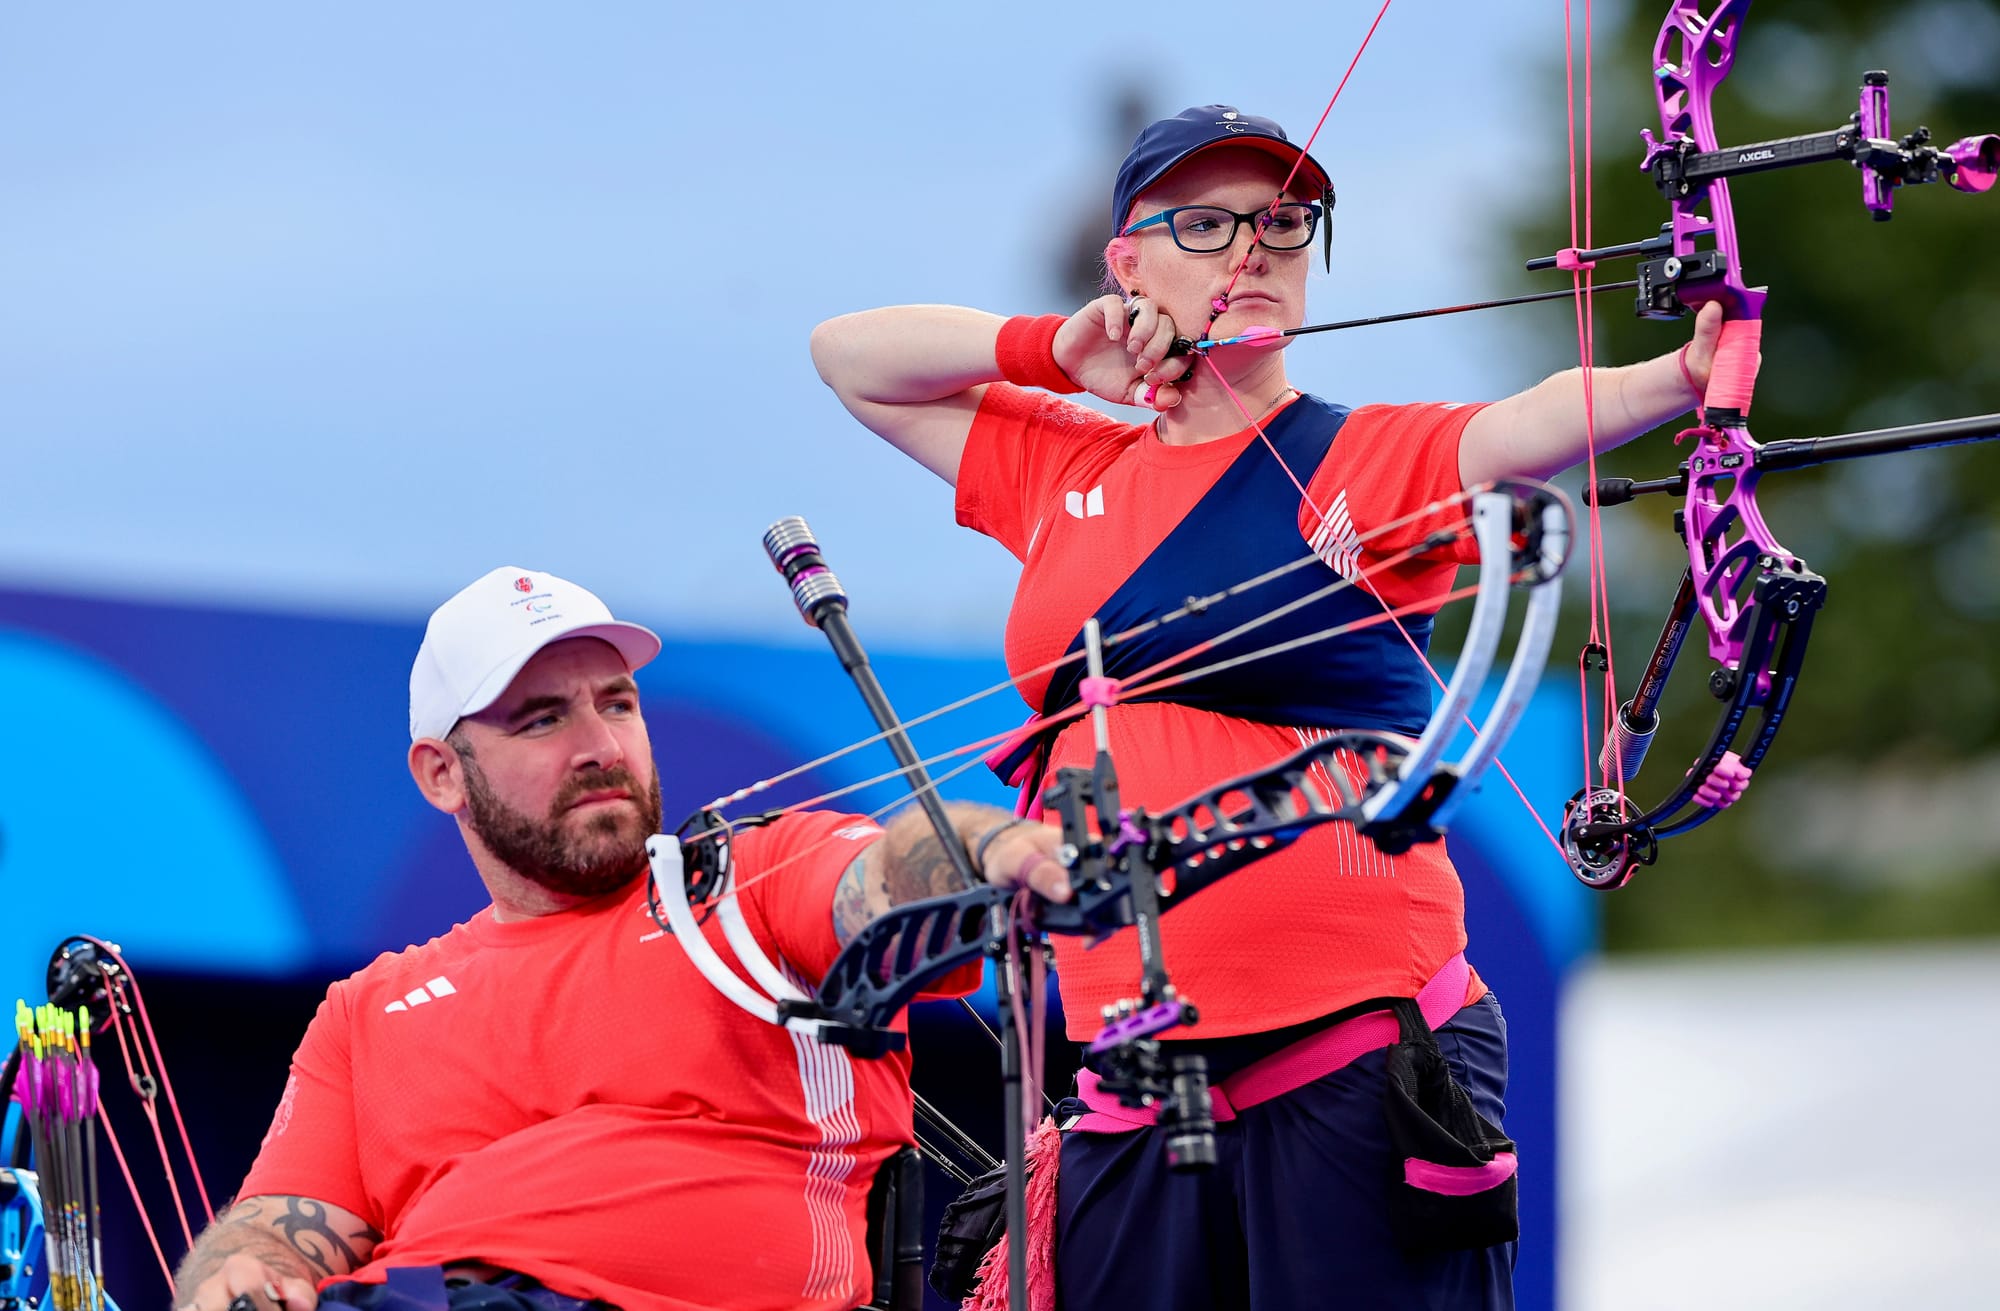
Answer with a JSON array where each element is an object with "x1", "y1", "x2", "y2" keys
[{"x1": 172, "y1": 568, "x2": 1064, "y2": 1311}]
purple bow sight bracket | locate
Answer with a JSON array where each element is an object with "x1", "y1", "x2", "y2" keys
[{"x1": 1088, "y1": 998, "x2": 1193, "y2": 1056}]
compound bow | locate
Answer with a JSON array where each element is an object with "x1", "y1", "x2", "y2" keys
[
  {"x1": 1543, "y1": 0, "x2": 1998, "y2": 887},
  {"x1": 657, "y1": 490, "x2": 1568, "y2": 1309}
]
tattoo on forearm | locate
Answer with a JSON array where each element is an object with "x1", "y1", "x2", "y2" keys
[
  {"x1": 881, "y1": 830, "x2": 968, "y2": 906},
  {"x1": 272, "y1": 1196, "x2": 375, "y2": 1275},
  {"x1": 176, "y1": 1200, "x2": 291, "y2": 1296}
]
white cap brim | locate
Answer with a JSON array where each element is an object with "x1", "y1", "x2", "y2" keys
[{"x1": 451, "y1": 618, "x2": 662, "y2": 730}]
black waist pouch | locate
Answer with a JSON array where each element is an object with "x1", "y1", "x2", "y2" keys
[
  {"x1": 1381, "y1": 996, "x2": 1519, "y2": 1253},
  {"x1": 930, "y1": 1161, "x2": 1009, "y2": 1301}
]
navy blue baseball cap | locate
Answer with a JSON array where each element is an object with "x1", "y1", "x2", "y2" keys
[{"x1": 1111, "y1": 105, "x2": 1334, "y2": 237}]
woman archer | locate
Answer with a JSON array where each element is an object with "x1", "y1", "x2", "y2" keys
[{"x1": 811, "y1": 104, "x2": 1722, "y2": 1309}]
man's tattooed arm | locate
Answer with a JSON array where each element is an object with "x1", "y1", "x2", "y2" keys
[
  {"x1": 838, "y1": 801, "x2": 1065, "y2": 938},
  {"x1": 831, "y1": 850, "x2": 875, "y2": 945},
  {"x1": 173, "y1": 1193, "x2": 382, "y2": 1304}
]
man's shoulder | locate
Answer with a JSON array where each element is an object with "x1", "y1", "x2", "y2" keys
[{"x1": 331, "y1": 919, "x2": 484, "y2": 1015}]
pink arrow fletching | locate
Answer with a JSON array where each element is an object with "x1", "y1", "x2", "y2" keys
[
  {"x1": 1209, "y1": 325, "x2": 1287, "y2": 351},
  {"x1": 18, "y1": 1056, "x2": 45, "y2": 1115}
]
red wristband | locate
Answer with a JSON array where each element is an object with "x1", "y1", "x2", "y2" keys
[{"x1": 994, "y1": 314, "x2": 1083, "y2": 394}]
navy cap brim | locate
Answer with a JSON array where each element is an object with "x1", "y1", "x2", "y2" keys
[{"x1": 1118, "y1": 135, "x2": 1333, "y2": 233}]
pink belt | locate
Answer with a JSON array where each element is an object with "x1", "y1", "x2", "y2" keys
[{"x1": 1069, "y1": 954, "x2": 1471, "y2": 1132}]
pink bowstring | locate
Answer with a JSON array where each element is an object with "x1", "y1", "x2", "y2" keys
[
  {"x1": 84, "y1": 936, "x2": 213, "y2": 1228},
  {"x1": 1563, "y1": 0, "x2": 1620, "y2": 804},
  {"x1": 716, "y1": 556, "x2": 1488, "y2": 907},
  {"x1": 1196, "y1": 361, "x2": 1568, "y2": 862},
  {"x1": 1209, "y1": 0, "x2": 1396, "y2": 320},
  {"x1": 96, "y1": 1101, "x2": 174, "y2": 1289}
]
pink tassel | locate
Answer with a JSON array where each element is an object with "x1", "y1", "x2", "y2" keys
[{"x1": 962, "y1": 1117, "x2": 1063, "y2": 1311}]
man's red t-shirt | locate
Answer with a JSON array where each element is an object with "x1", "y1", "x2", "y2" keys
[
  {"x1": 239, "y1": 811, "x2": 950, "y2": 1311},
  {"x1": 957, "y1": 385, "x2": 1489, "y2": 1039}
]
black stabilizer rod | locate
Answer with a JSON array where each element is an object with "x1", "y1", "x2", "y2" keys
[
  {"x1": 762, "y1": 516, "x2": 980, "y2": 889},
  {"x1": 1591, "y1": 413, "x2": 2000, "y2": 506},
  {"x1": 1756, "y1": 413, "x2": 2000, "y2": 472}
]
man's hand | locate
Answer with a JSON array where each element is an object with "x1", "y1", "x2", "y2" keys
[
  {"x1": 178, "y1": 1253, "x2": 317, "y2": 1311},
  {"x1": 840, "y1": 804, "x2": 1079, "y2": 942},
  {"x1": 974, "y1": 819, "x2": 1072, "y2": 903},
  {"x1": 174, "y1": 1194, "x2": 379, "y2": 1311}
]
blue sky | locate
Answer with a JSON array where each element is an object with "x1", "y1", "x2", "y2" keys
[{"x1": 1, "y1": 3, "x2": 1597, "y2": 647}]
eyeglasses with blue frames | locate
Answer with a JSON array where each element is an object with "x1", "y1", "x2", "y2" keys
[{"x1": 1120, "y1": 201, "x2": 1324, "y2": 253}]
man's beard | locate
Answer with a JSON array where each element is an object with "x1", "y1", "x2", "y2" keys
[{"x1": 461, "y1": 758, "x2": 664, "y2": 899}]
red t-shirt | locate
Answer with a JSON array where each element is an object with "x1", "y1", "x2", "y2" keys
[
  {"x1": 239, "y1": 811, "x2": 958, "y2": 1311},
  {"x1": 957, "y1": 385, "x2": 1488, "y2": 1039}
]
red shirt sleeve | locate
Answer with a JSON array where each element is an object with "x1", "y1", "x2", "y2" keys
[
  {"x1": 236, "y1": 984, "x2": 376, "y2": 1224},
  {"x1": 1298, "y1": 401, "x2": 1488, "y2": 611},
  {"x1": 741, "y1": 811, "x2": 982, "y2": 1000},
  {"x1": 955, "y1": 383, "x2": 1139, "y2": 560}
]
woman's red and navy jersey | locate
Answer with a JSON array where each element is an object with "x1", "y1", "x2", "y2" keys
[{"x1": 956, "y1": 384, "x2": 1490, "y2": 1039}]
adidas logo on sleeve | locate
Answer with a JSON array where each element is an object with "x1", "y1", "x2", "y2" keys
[{"x1": 383, "y1": 976, "x2": 458, "y2": 1013}]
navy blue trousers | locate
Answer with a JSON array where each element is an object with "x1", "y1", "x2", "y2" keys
[
  {"x1": 1054, "y1": 994, "x2": 1516, "y2": 1311},
  {"x1": 318, "y1": 1267, "x2": 615, "y2": 1311}
]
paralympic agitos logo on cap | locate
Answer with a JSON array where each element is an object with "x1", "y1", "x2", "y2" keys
[{"x1": 514, "y1": 576, "x2": 533, "y2": 593}]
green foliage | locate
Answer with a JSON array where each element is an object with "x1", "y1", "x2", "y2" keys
[{"x1": 1507, "y1": 1, "x2": 2000, "y2": 951}]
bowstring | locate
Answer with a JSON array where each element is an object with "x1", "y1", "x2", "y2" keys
[
  {"x1": 691, "y1": 475, "x2": 1489, "y2": 824},
  {"x1": 1180, "y1": 0, "x2": 1614, "y2": 864},
  {"x1": 1199, "y1": 363, "x2": 1569, "y2": 862},
  {"x1": 1206, "y1": 0, "x2": 1396, "y2": 328},
  {"x1": 50, "y1": 939, "x2": 210, "y2": 1294},
  {"x1": 88, "y1": 939, "x2": 212, "y2": 1229},
  {"x1": 1567, "y1": 0, "x2": 1619, "y2": 812},
  {"x1": 707, "y1": 526, "x2": 1488, "y2": 908}
]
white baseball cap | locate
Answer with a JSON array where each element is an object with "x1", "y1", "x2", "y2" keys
[{"x1": 408, "y1": 567, "x2": 662, "y2": 742}]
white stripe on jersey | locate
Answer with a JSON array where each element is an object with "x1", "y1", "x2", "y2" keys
[
  {"x1": 1292, "y1": 727, "x2": 1399, "y2": 879},
  {"x1": 1306, "y1": 489, "x2": 1364, "y2": 582},
  {"x1": 785, "y1": 962, "x2": 863, "y2": 1302}
]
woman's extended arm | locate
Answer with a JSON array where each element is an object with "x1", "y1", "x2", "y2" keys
[{"x1": 1458, "y1": 301, "x2": 1731, "y2": 486}]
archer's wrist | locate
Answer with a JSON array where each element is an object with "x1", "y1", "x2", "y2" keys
[
  {"x1": 971, "y1": 818, "x2": 1035, "y2": 877},
  {"x1": 994, "y1": 315, "x2": 1084, "y2": 394},
  {"x1": 1674, "y1": 343, "x2": 1705, "y2": 410}
]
